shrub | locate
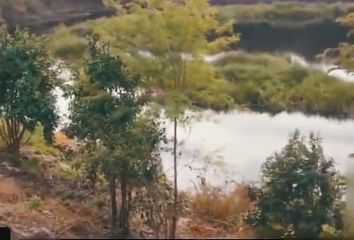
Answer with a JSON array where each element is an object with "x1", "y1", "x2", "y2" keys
[
  {"x1": 28, "y1": 195, "x2": 44, "y2": 212},
  {"x1": 244, "y1": 131, "x2": 344, "y2": 238}
]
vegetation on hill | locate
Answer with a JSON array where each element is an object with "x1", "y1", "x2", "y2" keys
[
  {"x1": 217, "y1": 2, "x2": 354, "y2": 27},
  {"x1": 214, "y1": 52, "x2": 354, "y2": 118}
]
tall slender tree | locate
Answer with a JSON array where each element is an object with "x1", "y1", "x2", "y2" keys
[
  {"x1": 69, "y1": 35, "x2": 144, "y2": 234},
  {"x1": 97, "y1": 1, "x2": 238, "y2": 237}
]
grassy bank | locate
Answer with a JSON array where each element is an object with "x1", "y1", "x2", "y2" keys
[
  {"x1": 214, "y1": 52, "x2": 354, "y2": 118},
  {"x1": 217, "y1": 2, "x2": 354, "y2": 27}
]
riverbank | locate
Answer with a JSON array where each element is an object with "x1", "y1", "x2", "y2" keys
[{"x1": 217, "y1": 2, "x2": 354, "y2": 26}]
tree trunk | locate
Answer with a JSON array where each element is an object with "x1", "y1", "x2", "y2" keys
[
  {"x1": 0, "y1": 118, "x2": 25, "y2": 160},
  {"x1": 170, "y1": 117, "x2": 178, "y2": 239},
  {"x1": 109, "y1": 175, "x2": 117, "y2": 233},
  {"x1": 8, "y1": 138, "x2": 20, "y2": 159},
  {"x1": 119, "y1": 175, "x2": 129, "y2": 236}
]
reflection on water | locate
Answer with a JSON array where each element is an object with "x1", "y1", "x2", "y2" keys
[
  {"x1": 161, "y1": 110, "x2": 354, "y2": 191},
  {"x1": 54, "y1": 55, "x2": 354, "y2": 192}
]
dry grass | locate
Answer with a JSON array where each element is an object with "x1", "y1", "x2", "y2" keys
[
  {"x1": 191, "y1": 185, "x2": 253, "y2": 226},
  {"x1": 186, "y1": 184, "x2": 257, "y2": 238},
  {"x1": 0, "y1": 159, "x2": 106, "y2": 239}
]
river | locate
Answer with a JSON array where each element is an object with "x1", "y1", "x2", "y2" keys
[
  {"x1": 55, "y1": 53, "x2": 354, "y2": 192},
  {"x1": 161, "y1": 110, "x2": 354, "y2": 192}
]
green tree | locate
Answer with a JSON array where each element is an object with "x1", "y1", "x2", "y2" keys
[
  {"x1": 97, "y1": 1, "x2": 238, "y2": 237},
  {"x1": 320, "y1": 12, "x2": 354, "y2": 238},
  {"x1": 0, "y1": 27, "x2": 59, "y2": 156},
  {"x1": 69, "y1": 35, "x2": 165, "y2": 236},
  {"x1": 245, "y1": 130, "x2": 344, "y2": 239},
  {"x1": 81, "y1": 114, "x2": 165, "y2": 237},
  {"x1": 108, "y1": 116, "x2": 165, "y2": 236}
]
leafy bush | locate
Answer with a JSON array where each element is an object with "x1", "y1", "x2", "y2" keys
[
  {"x1": 28, "y1": 195, "x2": 44, "y2": 212},
  {"x1": 245, "y1": 130, "x2": 344, "y2": 238}
]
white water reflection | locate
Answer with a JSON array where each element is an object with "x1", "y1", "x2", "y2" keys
[
  {"x1": 55, "y1": 55, "x2": 354, "y2": 192},
  {"x1": 161, "y1": 110, "x2": 354, "y2": 191},
  {"x1": 288, "y1": 53, "x2": 354, "y2": 82},
  {"x1": 54, "y1": 67, "x2": 73, "y2": 129}
]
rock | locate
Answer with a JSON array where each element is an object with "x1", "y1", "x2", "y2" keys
[{"x1": 27, "y1": 227, "x2": 56, "y2": 239}]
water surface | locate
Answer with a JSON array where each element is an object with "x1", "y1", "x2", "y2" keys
[
  {"x1": 55, "y1": 56, "x2": 354, "y2": 192},
  {"x1": 161, "y1": 110, "x2": 354, "y2": 191}
]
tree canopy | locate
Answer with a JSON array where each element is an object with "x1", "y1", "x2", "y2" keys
[
  {"x1": 245, "y1": 130, "x2": 344, "y2": 238},
  {"x1": 0, "y1": 27, "x2": 59, "y2": 154},
  {"x1": 69, "y1": 35, "x2": 167, "y2": 236},
  {"x1": 95, "y1": 0, "x2": 238, "y2": 115}
]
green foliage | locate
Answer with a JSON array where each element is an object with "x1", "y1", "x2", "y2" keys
[
  {"x1": 48, "y1": 25, "x2": 89, "y2": 65},
  {"x1": 217, "y1": 2, "x2": 352, "y2": 27},
  {"x1": 216, "y1": 52, "x2": 354, "y2": 118},
  {"x1": 245, "y1": 130, "x2": 344, "y2": 239},
  {"x1": 94, "y1": 0, "x2": 238, "y2": 117},
  {"x1": 25, "y1": 127, "x2": 61, "y2": 157},
  {"x1": 69, "y1": 36, "x2": 166, "y2": 235},
  {"x1": 56, "y1": 161, "x2": 86, "y2": 188},
  {"x1": 28, "y1": 195, "x2": 44, "y2": 212},
  {"x1": 85, "y1": 114, "x2": 166, "y2": 184},
  {"x1": 0, "y1": 27, "x2": 60, "y2": 154},
  {"x1": 69, "y1": 35, "x2": 143, "y2": 147}
]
